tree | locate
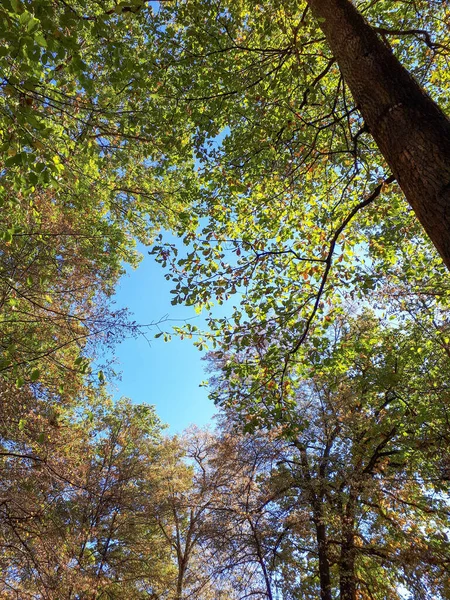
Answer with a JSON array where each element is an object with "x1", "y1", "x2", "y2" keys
[
  {"x1": 0, "y1": 183, "x2": 141, "y2": 393},
  {"x1": 152, "y1": 428, "x2": 230, "y2": 600},
  {"x1": 149, "y1": 426, "x2": 284, "y2": 600},
  {"x1": 205, "y1": 425, "x2": 287, "y2": 600},
  {"x1": 149, "y1": 0, "x2": 450, "y2": 413},
  {"x1": 0, "y1": 0, "x2": 197, "y2": 391},
  {"x1": 213, "y1": 314, "x2": 449, "y2": 600},
  {"x1": 0, "y1": 395, "x2": 178, "y2": 599},
  {"x1": 307, "y1": 0, "x2": 450, "y2": 268},
  {"x1": 207, "y1": 312, "x2": 450, "y2": 599}
]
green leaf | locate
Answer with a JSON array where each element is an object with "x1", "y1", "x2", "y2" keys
[
  {"x1": 9, "y1": 0, "x2": 21, "y2": 12},
  {"x1": 34, "y1": 34, "x2": 47, "y2": 48},
  {"x1": 26, "y1": 17, "x2": 39, "y2": 32},
  {"x1": 19, "y1": 10, "x2": 30, "y2": 25},
  {"x1": 30, "y1": 368, "x2": 40, "y2": 382}
]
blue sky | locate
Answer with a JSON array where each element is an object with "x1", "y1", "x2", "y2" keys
[
  {"x1": 110, "y1": 241, "x2": 217, "y2": 433},
  {"x1": 111, "y1": 129, "x2": 230, "y2": 433}
]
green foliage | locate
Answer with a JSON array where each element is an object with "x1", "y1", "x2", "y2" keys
[
  {"x1": 1, "y1": 3, "x2": 450, "y2": 597},
  {"x1": 208, "y1": 314, "x2": 450, "y2": 598},
  {"x1": 146, "y1": 0, "x2": 450, "y2": 418},
  {"x1": 0, "y1": 0, "x2": 200, "y2": 390}
]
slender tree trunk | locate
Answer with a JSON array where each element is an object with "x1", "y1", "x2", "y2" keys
[
  {"x1": 296, "y1": 443, "x2": 332, "y2": 600},
  {"x1": 175, "y1": 561, "x2": 186, "y2": 600},
  {"x1": 248, "y1": 518, "x2": 274, "y2": 600},
  {"x1": 306, "y1": 0, "x2": 450, "y2": 270},
  {"x1": 314, "y1": 517, "x2": 333, "y2": 600},
  {"x1": 339, "y1": 493, "x2": 356, "y2": 600}
]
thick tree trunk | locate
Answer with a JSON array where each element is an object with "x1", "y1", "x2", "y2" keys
[{"x1": 306, "y1": 0, "x2": 450, "y2": 270}]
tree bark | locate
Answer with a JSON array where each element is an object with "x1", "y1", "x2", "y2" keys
[
  {"x1": 296, "y1": 442, "x2": 333, "y2": 600},
  {"x1": 248, "y1": 517, "x2": 274, "y2": 600},
  {"x1": 315, "y1": 518, "x2": 333, "y2": 600},
  {"x1": 306, "y1": 0, "x2": 450, "y2": 270},
  {"x1": 339, "y1": 493, "x2": 357, "y2": 600}
]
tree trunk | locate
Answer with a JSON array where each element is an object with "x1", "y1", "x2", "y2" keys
[
  {"x1": 339, "y1": 494, "x2": 357, "y2": 600},
  {"x1": 296, "y1": 443, "x2": 333, "y2": 600},
  {"x1": 306, "y1": 0, "x2": 450, "y2": 270},
  {"x1": 315, "y1": 518, "x2": 333, "y2": 600},
  {"x1": 248, "y1": 518, "x2": 274, "y2": 600},
  {"x1": 175, "y1": 564, "x2": 185, "y2": 600}
]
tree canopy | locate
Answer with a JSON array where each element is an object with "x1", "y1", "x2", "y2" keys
[
  {"x1": 148, "y1": 0, "x2": 450, "y2": 420},
  {"x1": 0, "y1": 0, "x2": 196, "y2": 388},
  {"x1": 1, "y1": 0, "x2": 450, "y2": 598}
]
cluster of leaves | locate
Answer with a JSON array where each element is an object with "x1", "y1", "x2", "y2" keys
[
  {"x1": 204, "y1": 312, "x2": 450, "y2": 599},
  {"x1": 0, "y1": 3, "x2": 203, "y2": 595}
]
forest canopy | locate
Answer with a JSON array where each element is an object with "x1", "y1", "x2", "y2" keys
[{"x1": 1, "y1": 0, "x2": 450, "y2": 598}]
